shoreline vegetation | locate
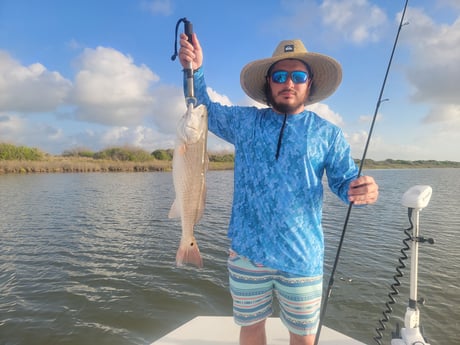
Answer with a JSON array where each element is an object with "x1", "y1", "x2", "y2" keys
[{"x1": 0, "y1": 143, "x2": 459, "y2": 174}]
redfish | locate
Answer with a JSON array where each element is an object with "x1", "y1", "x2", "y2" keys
[{"x1": 168, "y1": 104, "x2": 208, "y2": 268}]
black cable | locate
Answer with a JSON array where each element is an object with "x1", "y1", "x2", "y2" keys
[
  {"x1": 275, "y1": 114, "x2": 288, "y2": 160},
  {"x1": 314, "y1": 1, "x2": 409, "y2": 344},
  {"x1": 171, "y1": 17, "x2": 187, "y2": 61},
  {"x1": 373, "y1": 208, "x2": 413, "y2": 344}
]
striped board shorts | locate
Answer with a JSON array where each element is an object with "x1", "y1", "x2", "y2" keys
[{"x1": 227, "y1": 251, "x2": 322, "y2": 336}]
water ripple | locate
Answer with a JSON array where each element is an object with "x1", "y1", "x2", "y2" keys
[{"x1": 0, "y1": 169, "x2": 458, "y2": 345}]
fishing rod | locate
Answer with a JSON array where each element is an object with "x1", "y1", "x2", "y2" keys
[
  {"x1": 171, "y1": 17, "x2": 195, "y2": 104},
  {"x1": 314, "y1": 1, "x2": 410, "y2": 344}
]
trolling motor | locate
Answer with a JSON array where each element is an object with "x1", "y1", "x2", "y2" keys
[
  {"x1": 391, "y1": 185, "x2": 434, "y2": 345},
  {"x1": 374, "y1": 185, "x2": 434, "y2": 345}
]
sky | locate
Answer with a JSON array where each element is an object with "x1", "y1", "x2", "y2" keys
[{"x1": 0, "y1": 0, "x2": 459, "y2": 161}]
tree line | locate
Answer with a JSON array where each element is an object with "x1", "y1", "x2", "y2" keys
[
  {"x1": 0, "y1": 143, "x2": 235, "y2": 163},
  {"x1": 1, "y1": 143, "x2": 458, "y2": 167}
]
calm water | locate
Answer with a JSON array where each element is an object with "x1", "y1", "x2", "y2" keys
[{"x1": 0, "y1": 169, "x2": 459, "y2": 345}]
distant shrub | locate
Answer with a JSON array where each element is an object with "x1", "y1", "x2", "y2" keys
[
  {"x1": 94, "y1": 146, "x2": 154, "y2": 162},
  {"x1": 209, "y1": 153, "x2": 234, "y2": 162},
  {"x1": 62, "y1": 148, "x2": 95, "y2": 158},
  {"x1": 79, "y1": 151, "x2": 95, "y2": 158},
  {"x1": 0, "y1": 143, "x2": 44, "y2": 161},
  {"x1": 152, "y1": 149, "x2": 173, "y2": 161}
]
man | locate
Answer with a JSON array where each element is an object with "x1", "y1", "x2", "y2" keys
[{"x1": 178, "y1": 34, "x2": 379, "y2": 345}]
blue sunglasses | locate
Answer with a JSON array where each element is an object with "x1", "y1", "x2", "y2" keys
[{"x1": 270, "y1": 70, "x2": 309, "y2": 84}]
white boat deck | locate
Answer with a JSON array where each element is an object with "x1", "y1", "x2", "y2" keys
[{"x1": 151, "y1": 316, "x2": 366, "y2": 345}]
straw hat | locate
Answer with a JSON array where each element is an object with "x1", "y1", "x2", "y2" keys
[{"x1": 240, "y1": 39, "x2": 342, "y2": 106}]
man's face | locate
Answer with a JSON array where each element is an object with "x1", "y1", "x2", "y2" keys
[{"x1": 267, "y1": 59, "x2": 312, "y2": 114}]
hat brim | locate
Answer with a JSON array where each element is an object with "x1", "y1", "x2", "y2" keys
[{"x1": 240, "y1": 52, "x2": 342, "y2": 106}]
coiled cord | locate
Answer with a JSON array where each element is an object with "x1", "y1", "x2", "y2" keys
[{"x1": 373, "y1": 208, "x2": 413, "y2": 344}]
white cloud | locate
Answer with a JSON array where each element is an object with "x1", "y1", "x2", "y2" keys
[
  {"x1": 400, "y1": 7, "x2": 460, "y2": 149},
  {"x1": 240, "y1": 95, "x2": 266, "y2": 108},
  {"x1": 98, "y1": 125, "x2": 157, "y2": 149},
  {"x1": 423, "y1": 103, "x2": 460, "y2": 129},
  {"x1": 49, "y1": 125, "x2": 172, "y2": 154},
  {"x1": 150, "y1": 84, "x2": 187, "y2": 134},
  {"x1": 306, "y1": 102, "x2": 345, "y2": 127},
  {"x1": 0, "y1": 51, "x2": 72, "y2": 112},
  {"x1": 141, "y1": 0, "x2": 173, "y2": 16},
  {"x1": 146, "y1": 84, "x2": 235, "y2": 151},
  {"x1": 0, "y1": 113, "x2": 66, "y2": 152},
  {"x1": 0, "y1": 113, "x2": 26, "y2": 140},
  {"x1": 207, "y1": 87, "x2": 232, "y2": 106},
  {"x1": 403, "y1": 8, "x2": 460, "y2": 105},
  {"x1": 71, "y1": 47, "x2": 158, "y2": 126},
  {"x1": 347, "y1": 133, "x2": 419, "y2": 161},
  {"x1": 320, "y1": 0, "x2": 388, "y2": 44},
  {"x1": 347, "y1": 129, "x2": 369, "y2": 157},
  {"x1": 275, "y1": 0, "x2": 388, "y2": 47}
]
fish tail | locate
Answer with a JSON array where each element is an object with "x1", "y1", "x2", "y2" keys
[{"x1": 176, "y1": 239, "x2": 203, "y2": 268}]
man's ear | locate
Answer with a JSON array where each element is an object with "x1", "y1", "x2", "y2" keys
[{"x1": 306, "y1": 78, "x2": 313, "y2": 101}]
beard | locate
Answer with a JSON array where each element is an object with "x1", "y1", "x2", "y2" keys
[
  {"x1": 271, "y1": 99, "x2": 303, "y2": 114},
  {"x1": 266, "y1": 85, "x2": 308, "y2": 114}
]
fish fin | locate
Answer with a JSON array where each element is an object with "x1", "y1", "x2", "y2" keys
[
  {"x1": 168, "y1": 200, "x2": 180, "y2": 218},
  {"x1": 176, "y1": 239, "x2": 203, "y2": 268}
]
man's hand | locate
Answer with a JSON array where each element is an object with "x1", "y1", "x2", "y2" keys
[
  {"x1": 179, "y1": 33, "x2": 203, "y2": 71},
  {"x1": 348, "y1": 176, "x2": 379, "y2": 205}
]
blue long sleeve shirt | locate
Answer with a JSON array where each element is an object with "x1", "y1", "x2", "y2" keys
[{"x1": 189, "y1": 68, "x2": 359, "y2": 276}]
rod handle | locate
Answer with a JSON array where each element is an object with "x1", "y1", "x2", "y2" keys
[
  {"x1": 183, "y1": 19, "x2": 194, "y2": 100},
  {"x1": 184, "y1": 19, "x2": 193, "y2": 44}
]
